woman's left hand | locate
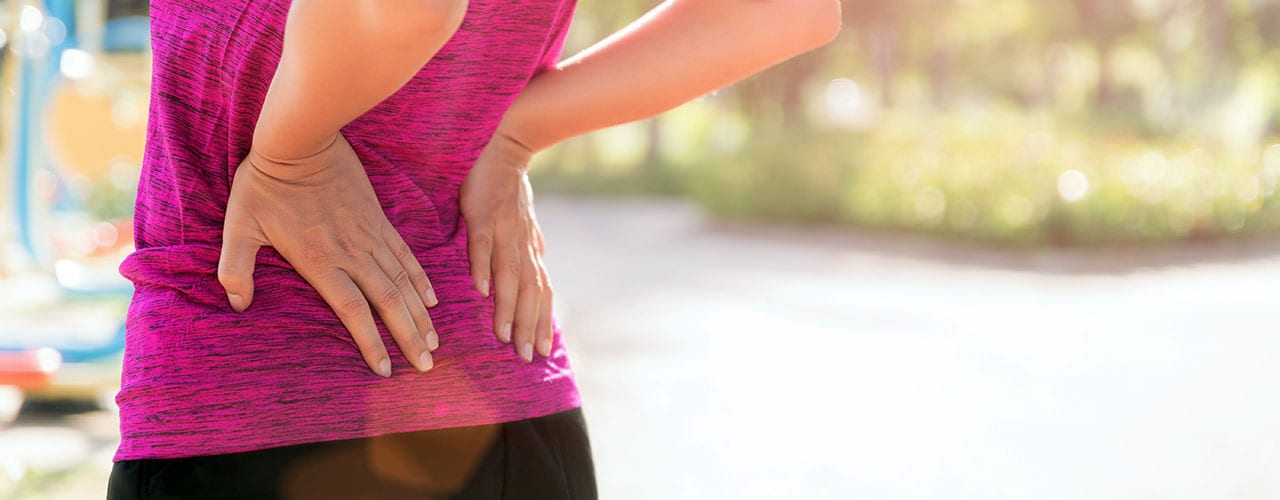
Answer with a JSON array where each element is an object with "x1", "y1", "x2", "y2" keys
[{"x1": 460, "y1": 130, "x2": 554, "y2": 362}]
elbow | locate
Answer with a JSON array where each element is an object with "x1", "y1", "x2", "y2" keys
[
  {"x1": 797, "y1": 0, "x2": 842, "y2": 48},
  {"x1": 815, "y1": 0, "x2": 843, "y2": 46},
  {"x1": 357, "y1": 0, "x2": 469, "y2": 50},
  {"x1": 766, "y1": 0, "x2": 842, "y2": 50}
]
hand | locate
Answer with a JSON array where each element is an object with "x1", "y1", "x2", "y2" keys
[
  {"x1": 460, "y1": 130, "x2": 554, "y2": 362},
  {"x1": 217, "y1": 133, "x2": 440, "y2": 377}
]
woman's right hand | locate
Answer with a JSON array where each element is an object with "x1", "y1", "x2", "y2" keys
[{"x1": 217, "y1": 133, "x2": 440, "y2": 377}]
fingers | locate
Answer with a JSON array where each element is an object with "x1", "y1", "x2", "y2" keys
[
  {"x1": 533, "y1": 263, "x2": 554, "y2": 358},
  {"x1": 530, "y1": 222, "x2": 554, "y2": 358},
  {"x1": 491, "y1": 236, "x2": 520, "y2": 347},
  {"x1": 384, "y1": 225, "x2": 438, "y2": 310},
  {"x1": 309, "y1": 270, "x2": 393, "y2": 377},
  {"x1": 217, "y1": 206, "x2": 263, "y2": 313},
  {"x1": 382, "y1": 226, "x2": 440, "y2": 351},
  {"x1": 467, "y1": 218, "x2": 494, "y2": 298},
  {"x1": 351, "y1": 252, "x2": 435, "y2": 373},
  {"x1": 371, "y1": 235, "x2": 439, "y2": 355},
  {"x1": 511, "y1": 250, "x2": 543, "y2": 363}
]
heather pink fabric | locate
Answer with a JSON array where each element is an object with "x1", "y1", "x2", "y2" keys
[{"x1": 115, "y1": 0, "x2": 580, "y2": 461}]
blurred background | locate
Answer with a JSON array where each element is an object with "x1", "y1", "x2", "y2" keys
[{"x1": 2, "y1": 0, "x2": 1280, "y2": 498}]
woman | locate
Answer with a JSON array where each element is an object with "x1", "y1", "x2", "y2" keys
[{"x1": 107, "y1": 0, "x2": 840, "y2": 498}]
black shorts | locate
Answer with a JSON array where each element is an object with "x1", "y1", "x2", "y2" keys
[{"x1": 107, "y1": 408, "x2": 597, "y2": 500}]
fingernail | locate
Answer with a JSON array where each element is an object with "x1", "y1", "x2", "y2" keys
[
  {"x1": 537, "y1": 338, "x2": 552, "y2": 358},
  {"x1": 227, "y1": 293, "x2": 246, "y2": 312},
  {"x1": 377, "y1": 359, "x2": 392, "y2": 378},
  {"x1": 417, "y1": 352, "x2": 434, "y2": 371},
  {"x1": 519, "y1": 343, "x2": 533, "y2": 363},
  {"x1": 500, "y1": 323, "x2": 512, "y2": 343},
  {"x1": 426, "y1": 287, "x2": 438, "y2": 307},
  {"x1": 479, "y1": 279, "x2": 490, "y2": 297},
  {"x1": 426, "y1": 330, "x2": 439, "y2": 351}
]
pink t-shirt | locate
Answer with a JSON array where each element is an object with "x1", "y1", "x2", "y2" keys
[{"x1": 115, "y1": 0, "x2": 580, "y2": 461}]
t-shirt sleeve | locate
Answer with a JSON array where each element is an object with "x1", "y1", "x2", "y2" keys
[{"x1": 532, "y1": 1, "x2": 577, "y2": 76}]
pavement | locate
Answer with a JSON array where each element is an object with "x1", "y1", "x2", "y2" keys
[
  {"x1": 539, "y1": 195, "x2": 1280, "y2": 500},
  {"x1": 4, "y1": 193, "x2": 1280, "y2": 499}
]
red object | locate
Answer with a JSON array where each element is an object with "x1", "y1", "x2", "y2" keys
[{"x1": 0, "y1": 348, "x2": 62, "y2": 389}]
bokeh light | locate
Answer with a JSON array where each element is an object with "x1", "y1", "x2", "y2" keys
[
  {"x1": 5, "y1": 1, "x2": 1280, "y2": 499},
  {"x1": 59, "y1": 48, "x2": 94, "y2": 80},
  {"x1": 1057, "y1": 169, "x2": 1088, "y2": 203},
  {"x1": 18, "y1": 5, "x2": 42, "y2": 32}
]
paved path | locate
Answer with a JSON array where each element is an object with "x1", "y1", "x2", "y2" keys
[
  {"x1": 5, "y1": 194, "x2": 1280, "y2": 499},
  {"x1": 535, "y1": 195, "x2": 1280, "y2": 500}
]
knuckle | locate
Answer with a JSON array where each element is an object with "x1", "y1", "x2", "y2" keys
[
  {"x1": 471, "y1": 230, "x2": 494, "y2": 250},
  {"x1": 336, "y1": 294, "x2": 371, "y2": 316},
  {"x1": 520, "y1": 281, "x2": 544, "y2": 295},
  {"x1": 387, "y1": 268, "x2": 411, "y2": 288},
  {"x1": 502, "y1": 258, "x2": 522, "y2": 276},
  {"x1": 299, "y1": 243, "x2": 330, "y2": 267},
  {"x1": 524, "y1": 272, "x2": 547, "y2": 291},
  {"x1": 389, "y1": 238, "x2": 414, "y2": 260},
  {"x1": 216, "y1": 268, "x2": 245, "y2": 289},
  {"x1": 375, "y1": 284, "x2": 404, "y2": 305},
  {"x1": 335, "y1": 234, "x2": 362, "y2": 256}
]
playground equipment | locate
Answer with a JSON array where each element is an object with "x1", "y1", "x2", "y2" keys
[{"x1": 0, "y1": 0, "x2": 148, "y2": 419}]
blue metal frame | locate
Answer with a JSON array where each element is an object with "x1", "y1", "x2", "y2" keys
[
  {"x1": 14, "y1": 18, "x2": 38, "y2": 258},
  {"x1": 6, "y1": 1, "x2": 130, "y2": 365}
]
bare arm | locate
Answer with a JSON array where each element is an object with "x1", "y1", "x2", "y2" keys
[
  {"x1": 497, "y1": 0, "x2": 842, "y2": 152},
  {"x1": 253, "y1": 0, "x2": 468, "y2": 160},
  {"x1": 218, "y1": 0, "x2": 468, "y2": 377},
  {"x1": 462, "y1": 0, "x2": 840, "y2": 361}
]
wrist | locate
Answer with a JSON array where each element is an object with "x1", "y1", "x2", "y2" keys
[
  {"x1": 251, "y1": 100, "x2": 342, "y2": 162},
  {"x1": 246, "y1": 132, "x2": 341, "y2": 181},
  {"x1": 249, "y1": 119, "x2": 337, "y2": 156},
  {"x1": 488, "y1": 126, "x2": 536, "y2": 172},
  {"x1": 494, "y1": 99, "x2": 553, "y2": 155}
]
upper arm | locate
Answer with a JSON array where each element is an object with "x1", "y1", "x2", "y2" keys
[{"x1": 292, "y1": 0, "x2": 469, "y2": 51}]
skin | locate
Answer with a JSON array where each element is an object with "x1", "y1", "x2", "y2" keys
[
  {"x1": 465, "y1": 0, "x2": 842, "y2": 361},
  {"x1": 218, "y1": 0, "x2": 468, "y2": 377},
  {"x1": 217, "y1": 0, "x2": 842, "y2": 374}
]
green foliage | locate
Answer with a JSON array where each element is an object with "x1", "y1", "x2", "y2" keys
[
  {"x1": 534, "y1": 105, "x2": 1280, "y2": 247},
  {"x1": 829, "y1": 110, "x2": 1280, "y2": 246},
  {"x1": 535, "y1": 0, "x2": 1280, "y2": 247},
  {"x1": 686, "y1": 126, "x2": 858, "y2": 226}
]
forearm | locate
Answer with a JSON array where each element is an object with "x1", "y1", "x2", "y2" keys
[
  {"x1": 253, "y1": 0, "x2": 468, "y2": 160},
  {"x1": 498, "y1": 0, "x2": 841, "y2": 153}
]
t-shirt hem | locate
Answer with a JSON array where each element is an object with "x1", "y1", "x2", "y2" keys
[{"x1": 113, "y1": 393, "x2": 583, "y2": 462}]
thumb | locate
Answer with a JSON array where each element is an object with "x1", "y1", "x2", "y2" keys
[{"x1": 218, "y1": 224, "x2": 263, "y2": 313}]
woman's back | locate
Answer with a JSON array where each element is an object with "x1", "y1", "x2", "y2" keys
[{"x1": 116, "y1": 0, "x2": 581, "y2": 461}]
